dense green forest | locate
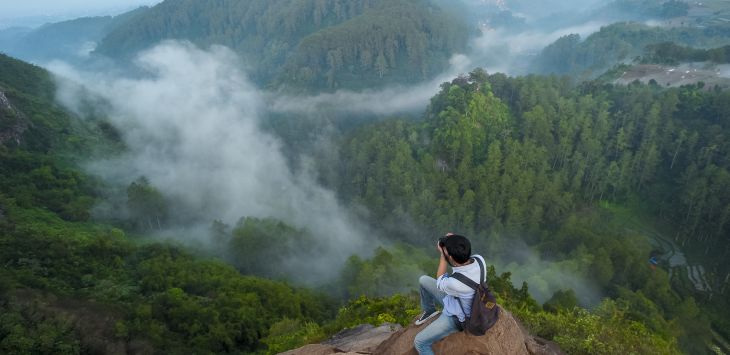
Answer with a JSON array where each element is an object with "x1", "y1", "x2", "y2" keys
[
  {"x1": 332, "y1": 70, "x2": 729, "y2": 252},
  {"x1": 3, "y1": 0, "x2": 730, "y2": 351},
  {"x1": 0, "y1": 52, "x2": 573, "y2": 353},
  {"x1": 643, "y1": 42, "x2": 730, "y2": 64},
  {"x1": 2, "y1": 47, "x2": 721, "y2": 353},
  {"x1": 535, "y1": 22, "x2": 730, "y2": 77},
  {"x1": 277, "y1": 0, "x2": 466, "y2": 90},
  {"x1": 321, "y1": 70, "x2": 729, "y2": 353},
  {"x1": 94, "y1": 0, "x2": 467, "y2": 89},
  {"x1": 0, "y1": 53, "x2": 336, "y2": 353}
]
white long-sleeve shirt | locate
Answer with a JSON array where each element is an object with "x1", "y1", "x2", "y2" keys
[{"x1": 436, "y1": 254, "x2": 486, "y2": 322}]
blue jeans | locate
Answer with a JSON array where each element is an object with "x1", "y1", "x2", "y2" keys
[{"x1": 414, "y1": 275, "x2": 460, "y2": 355}]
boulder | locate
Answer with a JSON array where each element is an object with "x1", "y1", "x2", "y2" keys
[
  {"x1": 279, "y1": 344, "x2": 342, "y2": 355},
  {"x1": 280, "y1": 323, "x2": 402, "y2": 355},
  {"x1": 375, "y1": 309, "x2": 539, "y2": 355},
  {"x1": 323, "y1": 323, "x2": 403, "y2": 353}
]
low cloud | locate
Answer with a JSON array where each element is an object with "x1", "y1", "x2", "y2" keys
[
  {"x1": 489, "y1": 238, "x2": 603, "y2": 306},
  {"x1": 51, "y1": 40, "x2": 372, "y2": 283},
  {"x1": 267, "y1": 54, "x2": 473, "y2": 116},
  {"x1": 470, "y1": 21, "x2": 608, "y2": 75},
  {"x1": 264, "y1": 18, "x2": 606, "y2": 117},
  {"x1": 265, "y1": 12, "x2": 611, "y2": 117}
]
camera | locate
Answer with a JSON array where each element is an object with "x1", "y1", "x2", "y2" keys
[{"x1": 438, "y1": 236, "x2": 448, "y2": 247}]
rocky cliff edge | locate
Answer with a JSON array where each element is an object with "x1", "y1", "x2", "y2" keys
[{"x1": 281, "y1": 308, "x2": 562, "y2": 355}]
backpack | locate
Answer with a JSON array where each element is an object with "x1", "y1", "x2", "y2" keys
[{"x1": 451, "y1": 257, "x2": 500, "y2": 336}]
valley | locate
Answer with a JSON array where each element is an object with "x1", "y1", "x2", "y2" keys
[{"x1": 1, "y1": 0, "x2": 729, "y2": 354}]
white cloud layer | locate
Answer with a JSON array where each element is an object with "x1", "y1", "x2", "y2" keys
[
  {"x1": 267, "y1": 54, "x2": 473, "y2": 116},
  {"x1": 51, "y1": 41, "x2": 371, "y2": 282}
]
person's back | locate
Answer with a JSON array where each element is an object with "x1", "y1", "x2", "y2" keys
[{"x1": 413, "y1": 234, "x2": 486, "y2": 355}]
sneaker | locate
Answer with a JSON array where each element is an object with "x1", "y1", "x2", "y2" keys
[{"x1": 415, "y1": 310, "x2": 440, "y2": 325}]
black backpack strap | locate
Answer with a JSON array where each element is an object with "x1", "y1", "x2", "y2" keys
[
  {"x1": 456, "y1": 296, "x2": 467, "y2": 315},
  {"x1": 451, "y1": 272, "x2": 479, "y2": 291},
  {"x1": 451, "y1": 256, "x2": 487, "y2": 290},
  {"x1": 454, "y1": 292, "x2": 470, "y2": 325},
  {"x1": 474, "y1": 256, "x2": 486, "y2": 285}
]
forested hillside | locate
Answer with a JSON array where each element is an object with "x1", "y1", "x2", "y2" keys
[
  {"x1": 3, "y1": 0, "x2": 730, "y2": 352},
  {"x1": 0, "y1": 53, "x2": 336, "y2": 354},
  {"x1": 2, "y1": 49, "x2": 713, "y2": 353},
  {"x1": 535, "y1": 22, "x2": 730, "y2": 76},
  {"x1": 334, "y1": 71, "x2": 729, "y2": 249},
  {"x1": 326, "y1": 70, "x2": 729, "y2": 353},
  {"x1": 94, "y1": 0, "x2": 467, "y2": 89},
  {"x1": 642, "y1": 42, "x2": 730, "y2": 64}
]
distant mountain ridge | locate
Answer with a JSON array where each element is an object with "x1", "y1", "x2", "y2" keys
[
  {"x1": 534, "y1": 22, "x2": 730, "y2": 77},
  {"x1": 0, "y1": 7, "x2": 148, "y2": 64},
  {"x1": 93, "y1": 0, "x2": 469, "y2": 89}
]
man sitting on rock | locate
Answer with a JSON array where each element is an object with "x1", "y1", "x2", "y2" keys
[{"x1": 413, "y1": 233, "x2": 486, "y2": 355}]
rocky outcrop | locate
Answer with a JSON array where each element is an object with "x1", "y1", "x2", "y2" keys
[
  {"x1": 374, "y1": 309, "x2": 560, "y2": 355},
  {"x1": 0, "y1": 89, "x2": 12, "y2": 109},
  {"x1": 281, "y1": 309, "x2": 562, "y2": 355},
  {"x1": 0, "y1": 89, "x2": 29, "y2": 147},
  {"x1": 323, "y1": 323, "x2": 403, "y2": 353},
  {"x1": 279, "y1": 344, "x2": 346, "y2": 355},
  {"x1": 280, "y1": 323, "x2": 403, "y2": 355}
]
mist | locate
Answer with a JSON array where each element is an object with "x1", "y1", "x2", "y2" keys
[
  {"x1": 503, "y1": 0, "x2": 607, "y2": 19},
  {"x1": 266, "y1": 0, "x2": 618, "y2": 116},
  {"x1": 268, "y1": 54, "x2": 472, "y2": 116},
  {"x1": 718, "y1": 64, "x2": 730, "y2": 79},
  {"x1": 469, "y1": 21, "x2": 609, "y2": 75},
  {"x1": 489, "y1": 238, "x2": 603, "y2": 306},
  {"x1": 42, "y1": 0, "x2": 644, "y2": 298},
  {"x1": 51, "y1": 41, "x2": 373, "y2": 283},
  {"x1": 48, "y1": 40, "x2": 603, "y2": 303}
]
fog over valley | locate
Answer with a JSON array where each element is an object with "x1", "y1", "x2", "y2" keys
[
  {"x1": 51, "y1": 42, "x2": 374, "y2": 283},
  {"x1": 0, "y1": 1, "x2": 729, "y2": 354}
]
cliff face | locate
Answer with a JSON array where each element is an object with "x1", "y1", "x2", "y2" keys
[
  {"x1": 0, "y1": 89, "x2": 29, "y2": 147},
  {"x1": 282, "y1": 309, "x2": 562, "y2": 355}
]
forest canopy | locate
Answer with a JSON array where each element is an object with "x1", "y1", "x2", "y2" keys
[
  {"x1": 535, "y1": 22, "x2": 730, "y2": 76},
  {"x1": 94, "y1": 0, "x2": 468, "y2": 89},
  {"x1": 2, "y1": 0, "x2": 730, "y2": 351}
]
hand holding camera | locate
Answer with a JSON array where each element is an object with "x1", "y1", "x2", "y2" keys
[
  {"x1": 437, "y1": 232, "x2": 455, "y2": 253},
  {"x1": 439, "y1": 232, "x2": 455, "y2": 245}
]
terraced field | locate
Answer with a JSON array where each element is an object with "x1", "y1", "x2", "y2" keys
[
  {"x1": 615, "y1": 63, "x2": 730, "y2": 89},
  {"x1": 689, "y1": 0, "x2": 730, "y2": 26}
]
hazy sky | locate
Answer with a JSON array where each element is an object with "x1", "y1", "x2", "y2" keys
[{"x1": 0, "y1": 0, "x2": 162, "y2": 27}]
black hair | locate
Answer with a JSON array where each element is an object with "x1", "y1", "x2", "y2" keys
[{"x1": 443, "y1": 234, "x2": 471, "y2": 264}]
